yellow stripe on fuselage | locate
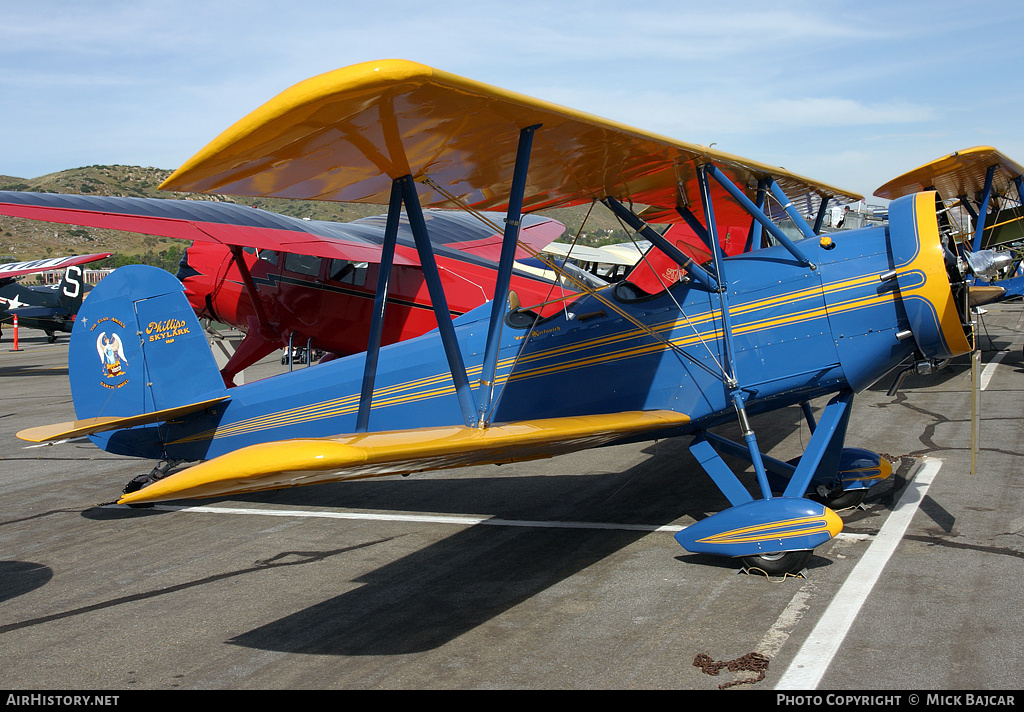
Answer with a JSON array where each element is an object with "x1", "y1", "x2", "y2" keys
[{"x1": 176, "y1": 266, "x2": 912, "y2": 444}]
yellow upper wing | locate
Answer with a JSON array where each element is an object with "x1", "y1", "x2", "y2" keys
[
  {"x1": 874, "y1": 146, "x2": 1024, "y2": 201},
  {"x1": 117, "y1": 409, "x2": 689, "y2": 504},
  {"x1": 160, "y1": 59, "x2": 860, "y2": 219}
]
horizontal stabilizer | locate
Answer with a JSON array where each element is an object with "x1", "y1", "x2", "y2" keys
[
  {"x1": 117, "y1": 409, "x2": 689, "y2": 504},
  {"x1": 17, "y1": 396, "x2": 229, "y2": 443}
]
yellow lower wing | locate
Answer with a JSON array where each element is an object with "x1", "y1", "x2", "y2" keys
[{"x1": 117, "y1": 410, "x2": 689, "y2": 505}]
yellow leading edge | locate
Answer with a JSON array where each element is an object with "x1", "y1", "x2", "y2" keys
[
  {"x1": 117, "y1": 410, "x2": 690, "y2": 505},
  {"x1": 160, "y1": 59, "x2": 861, "y2": 214}
]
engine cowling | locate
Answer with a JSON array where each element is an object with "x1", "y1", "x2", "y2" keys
[{"x1": 888, "y1": 191, "x2": 973, "y2": 360}]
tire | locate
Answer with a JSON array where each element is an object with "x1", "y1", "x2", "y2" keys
[
  {"x1": 810, "y1": 487, "x2": 866, "y2": 510},
  {"x1": 740, "y1": 550, "x2": 812, "y2": 576}
]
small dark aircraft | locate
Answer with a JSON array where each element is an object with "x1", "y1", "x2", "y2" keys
[
  {"x1": 20, "y1": 60, "x2": 982, "y2": 577},
  {"x1": 0, "y1": 192, "x2": 567, "y2": 383},
  {"x1": 0, "y1": 253, "x2": 111, "y2": 342}
]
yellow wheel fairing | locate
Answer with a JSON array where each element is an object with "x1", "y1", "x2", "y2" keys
[
  {"x1": 692, "y1": 510, "x2": 843, "y2": 547},
  {"x1": 891, "y1": 192, "x2": 972, "y2": 360},
  {"x1": 840, "y1": 455, "x2": 893, "y2": 486}
]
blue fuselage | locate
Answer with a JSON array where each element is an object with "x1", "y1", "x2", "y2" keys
[{"x1": 89, "y1": 221, "x2": 914, "y2": 463}]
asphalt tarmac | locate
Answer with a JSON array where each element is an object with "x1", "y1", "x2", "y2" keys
[{"x1": 1, "y1": 305, "x2": 1022, "y2": 691}]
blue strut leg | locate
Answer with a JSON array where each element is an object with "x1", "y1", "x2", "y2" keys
[
  {"x1": 355, "y1": 180, "x2": 403, "y2": 432},
  {"x1": 399, "y1": 175, "x2": 478, "y2": 426},
  {"x1": 782, "y1": 390, "x2": 852, "y2": 497},
  {"x1": 477, "y1": 125, "x2": 538, "y2": 425},
  {"x1": 690, "y1": 390, "x2": 855, "y2": 500},
  {"x1": 703, "y1": 164, "x2": 816, "y2": 269},
  {"x1": 677, "y1": 393, "x2": 854, "y2": 560}
]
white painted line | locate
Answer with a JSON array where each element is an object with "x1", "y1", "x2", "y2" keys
[
  {"x1": 981, "y1": 350, "x2": 1009, "y2": 391},
  {"x1": 774, "y1": 457, "x2": 942, "y2": 690},
  {"x1": 102, "y1": 503, "x2": 876, "y2": 540},
  {"x1": 104, "y1": 502, "x2": 689, "y2": 533}
]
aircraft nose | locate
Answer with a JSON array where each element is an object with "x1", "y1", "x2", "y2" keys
[{"x1": 887, "y1": 192, "x2": 973, "y2": 361}]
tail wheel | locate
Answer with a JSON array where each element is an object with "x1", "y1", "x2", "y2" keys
[{"x1": 741, "y1": 550, "x2": 812, "y2": 576}]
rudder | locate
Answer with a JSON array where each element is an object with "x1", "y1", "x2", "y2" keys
[{"x1": 56, "y1": 264, "x2": 86, "y2": 313}]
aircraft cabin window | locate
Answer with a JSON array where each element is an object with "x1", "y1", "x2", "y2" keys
[
  {"x1": 329, "y1": 259, "x2": 368, "y2": 287},
  {"x1": 283, "y1": 252, "x2": 322, "y2": 277},
  {"x1": 258, "y1": 250, "x2": 279, "y2": 266}
]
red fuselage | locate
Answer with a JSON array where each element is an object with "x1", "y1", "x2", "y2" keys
[{"x1": 179, "y1": 241, "x2": 570, "y2": 383}]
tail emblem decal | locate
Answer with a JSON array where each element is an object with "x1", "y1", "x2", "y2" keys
[{"x1": 93, "y1": 318, "x2": 129, "y2": 388}]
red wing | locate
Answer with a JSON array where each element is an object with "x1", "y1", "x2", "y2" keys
[
  {"x1": 0, "y1": 252, "x2": 112, "y2": 280},
  {"x1": 0, "y1": 191, "x2": 564, "y2": 267},
  {"x1": 0, "y1": 191, "x2": 414, "y2": 265}
]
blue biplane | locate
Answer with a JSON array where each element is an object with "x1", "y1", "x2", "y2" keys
[{"x1": 18, "y1": 60, "x2": 985, "y2": 576}]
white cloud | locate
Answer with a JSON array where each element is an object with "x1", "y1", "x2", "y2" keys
[{"x1": 1, "y1": 0, "x2": 1023, "y2": 195}]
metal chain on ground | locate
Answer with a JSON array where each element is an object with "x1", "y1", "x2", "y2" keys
[{"x1": 693, "y1": 651, "x2": 770, "y2": 689}]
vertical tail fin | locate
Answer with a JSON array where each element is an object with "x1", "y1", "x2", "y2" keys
[
  {"x1": 56, "y1": 265, "x2": 86, "y2": 313},
  {"x1": 70, "y1": 265, "x2": 225, "y2": 422}
]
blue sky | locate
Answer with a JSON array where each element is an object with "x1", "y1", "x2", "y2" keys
[{"x1": 3, "y1": 0, "x2": 1023, "y2": 203}]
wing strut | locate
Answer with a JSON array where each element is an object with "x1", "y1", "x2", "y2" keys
[
  {"x1": 767, "y1": 179, "x2": 822, "y2": 240},
  {"x1": 812, "y1": 195, "x2": 832, "y2": 235},
  {"x1": 355, "y1": 180, "x2": 403, "y2": 432},
  {"x1": 477, "y1": 125, "x2": 540, "y2": 426},
  {"x1": 693, "y1": 160, "x2": 828, "y2": 500},
  {"x1": 400, "y1": 176, "x2": 479, "y2": 426},
  {"x1": 971, "y1": 164, "x2": 997, "y2": 252},
  {"x1": 671, "y1": 204, "x2": 720, "y2": 280},
  {"x1": 703, "y1": 164, "x2": 817, "y2": 269},
  {"x1": 744, "y1": 178, "x2": 769, "y2": 252},
  {"x1": 349, "y1": 173, "x2": 483, "y2": 430},
  {"x1": 600, "y1": 197, "x2": 720, "y2": 291},
  {"x1": 696, "y1": 164, "x2": 738, "y2": 385},
  {"x1": 227, "y1": 245, "x2": 274, "y2": 334}
]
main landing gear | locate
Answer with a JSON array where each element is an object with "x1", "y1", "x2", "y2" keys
[
  {"x1": 121, "y1": 459, "x2": 188, "y2": 508},
  {"x1": 740, "y1": 550, "x2": 813, "y2": 578},
  {"x1": 677, "y1": 391, "x2": 893, "y2": 578}
]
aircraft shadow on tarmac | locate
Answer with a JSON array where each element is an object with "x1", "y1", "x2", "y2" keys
[
  {"x1": 75, "y1": 398, "x2": 911, "y2": 656},
  {"x1": 225, "y1": 461, "x2": 735, "y2": 655},
  {"x1": 0, "y1": 561, "x2": 53, "y2": 603},
  {"x1": 0, "y1": 363, "x2": 69, "y2": 378},
  {"x1": 219, "y1": 408, "x2": 829, "y2": 656}
]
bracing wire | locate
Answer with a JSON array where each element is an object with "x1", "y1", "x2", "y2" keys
[{"x1": 419, "y1": 177, "x2": 733, "y2": 423}]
